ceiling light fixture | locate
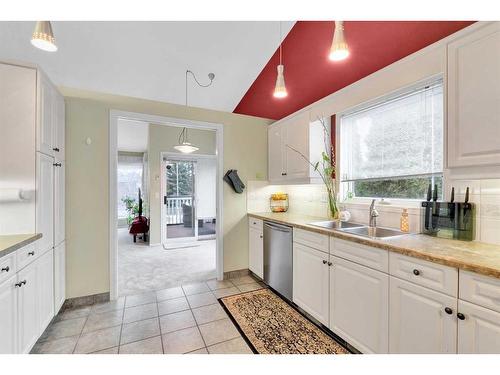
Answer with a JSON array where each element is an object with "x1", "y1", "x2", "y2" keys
[
  {"x1": 174, "y1": 70, "x2": 215, "y2": 154},
  {"x1": 273, "y1": 22, "x2": 288, "y2": 99},
  {"x1": 329, "y1": 21, "x2": 349, "y2": 61},
  {"x1": 31, "y1": 21, "x2": 58, "y2": 52}
]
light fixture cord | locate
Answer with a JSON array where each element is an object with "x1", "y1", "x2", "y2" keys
[
  {"x1": 279, "y1": 21, "x2": 283, "y2": 65},
  {"x1": 185, "y1": 69, "x2": 215, "y2": 106}
]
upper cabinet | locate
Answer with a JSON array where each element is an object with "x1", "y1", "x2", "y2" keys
[
  {"x1": 268, "y1": 112, "x2": 331, "y2": 184},
  {"x1": 447, "y1": 22, "x2": 500, "y2": 170}
]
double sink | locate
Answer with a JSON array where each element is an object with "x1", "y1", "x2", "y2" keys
[{"x1": 309, "y1": 221, "x2": 408, "y2": 239}]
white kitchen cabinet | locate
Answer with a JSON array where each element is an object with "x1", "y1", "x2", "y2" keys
[
  {"x1": 293, "y1": 242, "x2": 329, "y2": 325},
  {"x1": 36, "y1": 152, "x2": 54, "y2": 254},
  {"x1": 248, "y1": 226, "x2": 264, "y2": 279},
  {"x1": 389, "y1": 277, "x2": 457, "y2": 354},
  {"x1": 268, "y1": 114, "x2": 330, "y2": 184},
  {"x1": 54, "y1": 241, "x2": 66, "y2": 313},
  {"x1": 54, "y1": 158, "x2": 65, "y2": 246},
  {"x1": 447, "y1": 22, "x2": 500, "y2": 169},
  {"x1": 458, "y1": 299, "x2": 500, "y2": 354},
  {"x1": 53, "y1": 94, "x2": 65, "y2": 160},
  {"x1": 37, "y1": 249, "x2": 54, "y2": 332},
  {"x1": 0, "y1": 275, "x2": 17, "y2": 354},
  {"x1": 37, "y1": 73, "x2": 55, "y2": 157},
  {"x1": 330, "y1": 256, "x2": 389, "y2": 353},
  {"x1": 17, "y1": 261, "x2": 39, "y2": 354}
]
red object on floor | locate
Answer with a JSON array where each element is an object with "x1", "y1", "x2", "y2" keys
[{"x1": 129, "y1": 216, "x2": 149, "y2": 242}]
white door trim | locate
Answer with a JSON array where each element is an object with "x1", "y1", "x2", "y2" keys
[{"x1": 109, "y1": 110, "x2": 224, "y2": 300}]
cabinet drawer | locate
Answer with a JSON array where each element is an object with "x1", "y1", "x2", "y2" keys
[
  {"x1": 389, "y1": 253, "x2": 458, "y2": 297},
  {"x1": 331, "y1": 238, "x2": 388, "y2": 273},
  {"x1": 16, "y1": 243, "x2": 39, "y2": 271},
  {"x1": 249, "y1": 217, "x2": 263, "y2": 231},
  {"x1": 460, "y1": 270, "x2": 500, "y2": 313},
  {"x1": 0, "y1": 252, "x2": 17, "y2": 285},
  {"x1": 293, "y1": 228, "x2": 329, "y2": 253}
]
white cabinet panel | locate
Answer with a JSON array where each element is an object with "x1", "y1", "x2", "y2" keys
[
  {"x1": 331, "y1": 238, "x2": 388, "y2": 273},
  {"x1": 36, "y1": 152, "x2": 54, "y2": 254},
  {"x1": 37, "y1": 74, "x2": 55, "y2": 156},
  {"x1": 330, "y1": 256, "x2": 389, "y2": 353},
  {"x1": 292, "y1": 243, "x2": 329, "y2": 325},
  {"x1": 389, "y1": 277, "x2": 457, "y2": 353},
  {"x1": 0, "y1": 276, "x2": 17, "y2": 354},
  {"x1": 284, "y1": 114, "x2": 309, "y2": 180},
  {"x1": 447, "y1": 22, "x2": 500, "y2": 168},
  {"x1": 248, "y1": 227, "x2": 263, "y2": 279},
  {"x1": 459, "y1": 270, "x2": 500, "y2": 313},
  {"x1": 37, "y1": 249, "x2": 54, "y2": 332},
  {"x1": 249, "y1": 217, "x2": 263, "y2": 231},
  {"x1": 458, "y1": 299, "x2": 500, "y2": 353},
  {"x1": 268, "y1": 123, "x2": 285, "y2": 182},
  {"x1": 0, "y1": 252, "x2": 16, "y2": 285},
  {"x1": 54, "y1": 159, "x2": 65, "y2": 246},
  {"x1": 54, "y1": 94, "x2": 65, "y2": 160},
  {"x1": 54, "y1": 242, "x2": 66, "y2": 313},
  {"x1": 17, "y1": 262, "x2": 39, "y2": 354},
  {"x1": 293, "y1": 228, "x2": 329, "y2": 254}
]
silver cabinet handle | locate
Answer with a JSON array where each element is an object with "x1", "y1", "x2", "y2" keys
[
  {"x1": 322, "y1": 260, "x2": 327, "y2": 264},
  {"x1": 15, "y1": 280, "x2": 26, "y2": 288},
  {"x1": 1, "y1": 266, "x2": 9, "y2": 272},
  {"x1": 328, "y1": 262, "x2": 333, "y2": 266},
  {"x1": 28, "y1": 251, "x2": 35, "y2": 256}
]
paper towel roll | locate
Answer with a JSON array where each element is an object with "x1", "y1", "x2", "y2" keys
[{"x1": 0, "y1": 188, "x2": 31, "y2": 202}]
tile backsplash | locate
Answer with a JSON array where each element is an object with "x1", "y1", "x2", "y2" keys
[{"x1": 247, "y1": 179, "x2": 500, "y2": 245}]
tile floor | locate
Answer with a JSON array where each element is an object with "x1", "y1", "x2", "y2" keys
[{"x1": 32, "y1": 276, "x2": 265, "y2": 354}]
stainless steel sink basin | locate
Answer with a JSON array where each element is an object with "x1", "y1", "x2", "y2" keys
[
  {"x1": 339, "y1": 226, "x2": 408, "y2": 239},
  {"x1": 309, "y1": 221, "x2": 364, "y2": 230}
]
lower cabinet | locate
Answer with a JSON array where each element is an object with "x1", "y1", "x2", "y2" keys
[
  {"x1": 37, "y1": 249, "x2": 54, "y2": 331},
  {"x1": 329, "y1": 256, "x2": 389, "y2": 353},
  {"x1": 458, "y1": 299, "x2": 500, "y2": 353},
  {"x1": 54, "y1": 242, "x2": 66, "y2": 313},
  {"x1": 0, "y1": 275, "x2": 18, "y2": 354},
  {"x1": 17, "y1": 261, "x2": 39, "y2": 354},
  {"x1": 389, "y1": 277, "x2": 457, "y2": 354},
  {"x1": 293, "y1": 243, "x2": 329, "y2": 325},
  {"x1": 248, "y1": 226, "x2": 264, "y2": 278}
]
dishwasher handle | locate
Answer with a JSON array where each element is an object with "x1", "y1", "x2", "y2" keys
[{"x1": 264, "y1": 221, "x2": 292, "y2": 233}]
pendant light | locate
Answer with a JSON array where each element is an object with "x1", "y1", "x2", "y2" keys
[
  {"x1": 174, "y1": 70, "x2": 215, "y2": 154},
  {"x1": 329, "y1": 21, "x2": 349, "y2": 61},
  {"x1": 273, "y1": 22, "x2": 288, "y2": 99},
  {"x1": 31, "y1": 21, "x2": 57, "y2": 52}
]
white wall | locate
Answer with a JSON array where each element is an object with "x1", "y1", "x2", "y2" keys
[{"x1": 196, "y1": 158, "x2": 217, "y2": 219}]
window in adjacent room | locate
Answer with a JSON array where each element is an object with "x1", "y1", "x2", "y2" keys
[{"x1": 340, "y1": 79, "x2": 443, "y2": 201}]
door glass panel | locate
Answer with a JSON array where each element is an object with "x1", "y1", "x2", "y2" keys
[{"x1": 165, "y1": 160, "x2": 195, "y2": 240}]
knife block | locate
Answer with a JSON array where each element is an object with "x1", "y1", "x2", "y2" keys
[{"x1": 421, "y1": 201, "x2": 475, "y2": 241}]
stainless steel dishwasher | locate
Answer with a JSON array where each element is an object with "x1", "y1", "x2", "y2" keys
[{"x1": 263, "y1": 221, "x2": 293, "y2": 301}]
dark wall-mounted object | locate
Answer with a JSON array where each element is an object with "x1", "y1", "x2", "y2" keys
[{"x1": 224, "y1": 169, "x2": 245, "y2": 194}]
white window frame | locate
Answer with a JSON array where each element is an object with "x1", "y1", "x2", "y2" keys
[{"x1": 336, "y1": 75, "x2": 444, "y2": 207}]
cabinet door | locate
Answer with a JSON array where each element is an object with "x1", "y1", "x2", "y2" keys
[
  {"x1": 17, "y1": 262, "x2": 39, "y2": 354},
  {"x1": 447, "y1": 22, "x2": 500, "y2": 168},
  {"x1": 54, "y1": 242, "x2": 66, "y2": 313},
  {"x1": 458, "y1": 299, "x2": 500, "y2": 353},
  {"x1": 292, "y1": 243, "x2": 329, "y2": 325},
  {"x1": 38, "y1": 74, "x2": 55, "y2": 156},
  {"x1": 37, "y1": 249, "x2": 54, "y2": 332},
  {"x1": 284, "y1": 114, "x2": 309, "y2": 180},
  {"x1": 36, "y1": 152, "x2": 54, "y2": 253},
  {"x1": 54, "y1": 159, "x2": 65, "y2": 246},
  {"x1": 389, "y1": 277, "x2": 457, "y2": 353},
  {"x1": 0, "y1": 276, "x2": 18, "y2": 354},
  {"x1": 330, "y1": 256, "x2": 389, "y2": 353},
  {"x1": 54, "y1": 93, "x2": 65, "y2": 160},
  {"x1": 248, "y1": 227, "x2": 263, "y2": 279},
  {"x1": 268, "y1": 123, "x2": 285, "y2": 182}
]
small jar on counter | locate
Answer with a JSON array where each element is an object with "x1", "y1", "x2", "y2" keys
[{"x1": 270, "y1": 193, "x2": 289, "y2": 213}]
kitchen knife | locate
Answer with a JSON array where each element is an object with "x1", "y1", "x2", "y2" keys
[{"x1": 431, "y1": 184, "x2": 438, "y2": 230}]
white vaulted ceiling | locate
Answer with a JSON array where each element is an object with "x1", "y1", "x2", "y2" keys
[{"x1": 0, "y1": 21, "x2": 294, "y2": 113}]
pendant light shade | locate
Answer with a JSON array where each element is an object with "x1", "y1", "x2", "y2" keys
[
  {"x1": 273, "y1": 64, "x2": 288, "y2": 98},
  {"x1": 31, "y1": 21, "x2": 57, "y2": 52},
  {"x1": 174, "y1": 127, "x2": 199, "y2": 154},
  {"x1": 329, "y1": 21, "x2": 349, "y2": 61}
]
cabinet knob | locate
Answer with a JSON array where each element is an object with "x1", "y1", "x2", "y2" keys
[
  {"x1": 413, "y1": 269, "x2": 420, "y2": 276},
  {"x1": 281, "y1": 172, "x2": 287, "y2": 176},
  {"x1": 457, "y1": 312, "x2": 466, "y2": 321},
  {"x1": 328, "y1": 262, "x2": 333, "y2": 266},
  {"x1": 53, "y1": 147, "x2": 60, "y2": 152},
  {"x1": 259, "y1": 235, "x2": 263, "y2": 239},
  {"x1": 28, "y1": 251, "x2": 35, "y2": 256},
  {"x1": 1, "y1": 266, "x2": 9, "y2": 272},
  {"x1": 15, "y1": 280, "x2": 26, "y2": 288},
  {"x1": 444, "y1": 307, "x2": 453, "y2": 315},
  {"x1": 53, "y1": 162, "x2": 62, "y2": 167},
  {"x1": 322, "y1": 260, "x2": 327, "y2": 264}
]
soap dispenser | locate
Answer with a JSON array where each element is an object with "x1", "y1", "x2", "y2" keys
[{"x1": 400, "y1": 208, "x2": 409, "y2": 232}]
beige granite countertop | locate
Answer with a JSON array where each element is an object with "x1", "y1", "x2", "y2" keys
[
  {"x1": 0, "y1": 233, "x2": 42, "y2": 259},
  {"x1": 249, "y1": 212, "x2": 500, "y2": 279}
]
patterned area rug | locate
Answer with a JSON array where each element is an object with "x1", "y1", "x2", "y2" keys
[{"x1": 220, "y1": 288, "x2": 349, "y2": 354}]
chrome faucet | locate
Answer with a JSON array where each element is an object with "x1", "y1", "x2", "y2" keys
[{"x1": 369, "y1": 199, "x2": 379, "y2": 228}]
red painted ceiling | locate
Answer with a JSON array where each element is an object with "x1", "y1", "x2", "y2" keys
[{"x1": 233, "y1": 21, "x2": 475, "y2": 120}]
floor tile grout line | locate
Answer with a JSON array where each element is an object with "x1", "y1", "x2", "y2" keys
[
  {"x1": 116, "y1": 305, "x2": 126, "y2": 354},
  {"x1": 72, "y1": 310, "x2": 91, "y2": 354},
  {"x1": 157, "y1": 299, "x2": 165, "y2": 354}
]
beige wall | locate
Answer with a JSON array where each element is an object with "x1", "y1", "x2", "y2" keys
[
  {"x1": 64, "y1": 89, "x2": 271, "y2": 298},
  {"x1": 148, "y1": 124, "x2": 216, "y2": 244}
]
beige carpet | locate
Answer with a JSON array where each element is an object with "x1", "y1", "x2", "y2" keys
[
  {"x1": 220, "y1": 288, "x2": 349, "y2": 354},
  {"x1": 117, "y1": 228, "x2": 216, "y2": 296}
]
